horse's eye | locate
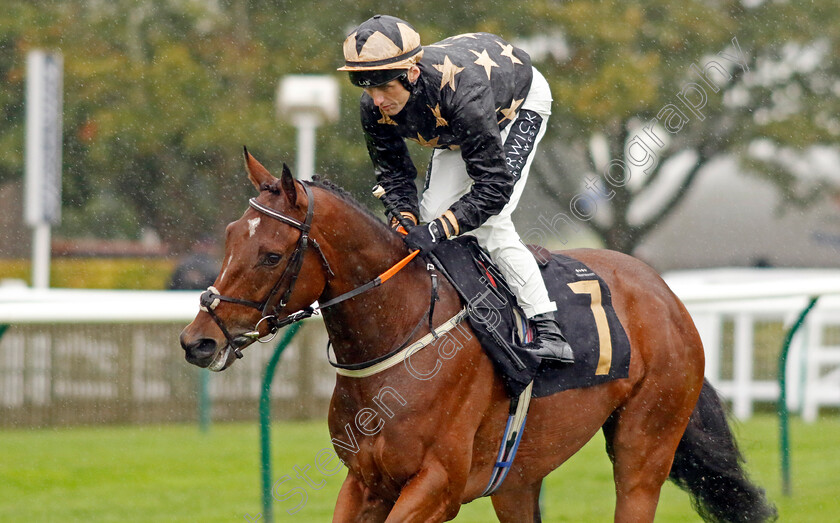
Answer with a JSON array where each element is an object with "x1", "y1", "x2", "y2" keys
[{"x1": 263, "y1": 253, "x2": 282, "y2": 266}]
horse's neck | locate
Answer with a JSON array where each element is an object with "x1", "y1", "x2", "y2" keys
[
  {"x1": 316, "y1": 198, "x2": 444, "y2": 365},
  {"x1": 316, "y1": 197, "x2": 409, "y2": 297}
]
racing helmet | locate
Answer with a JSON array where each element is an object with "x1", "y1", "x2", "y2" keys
[{"x1": 338, "y1": 15, "x2": 424, "y2": 88}]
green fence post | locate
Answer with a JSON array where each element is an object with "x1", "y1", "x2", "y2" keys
[
  {"x1": 198, "y1": 369, "x2": 211, "y2": 433},
  {"x1": 777, "y1": 296, "x2": 819, "y2": 497},
  {"x1": 260, "y1": 323, "x2": 303, "y2": 523}
]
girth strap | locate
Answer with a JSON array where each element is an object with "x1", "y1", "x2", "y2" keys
[{"x1": 328, "y1": 308, "x2": 468, "y2": 378}]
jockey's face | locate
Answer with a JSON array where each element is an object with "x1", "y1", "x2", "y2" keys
[
  {"x1": 365, "y1": 81, "x2": 409, "y2": 115},
  {"x1": 364, "y1": 66, "x2": 420, "y2": 116}
]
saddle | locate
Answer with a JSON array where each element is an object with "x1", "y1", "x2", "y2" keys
[{"x1": 429, "y1": 236, "x2": 631, "y2": 398}]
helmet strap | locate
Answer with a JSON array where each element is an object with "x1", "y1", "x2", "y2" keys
[{"x1": 398, "y1": 71, "x2": 416, "y2": 94}]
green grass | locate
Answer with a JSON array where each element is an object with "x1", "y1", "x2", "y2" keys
[{"x1": 0, "y1": 415, "x2": 838, "y2": 521}]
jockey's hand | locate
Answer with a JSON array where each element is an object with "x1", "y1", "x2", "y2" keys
[
  {"x1": 404, "y1": 218, "x2": 447, "y2": 254},
  {"x1": 389, "y1": 211, "x2": 417, "y2": 229}
]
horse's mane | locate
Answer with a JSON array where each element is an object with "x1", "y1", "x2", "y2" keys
[{"x1": 308, "y1": 175, "x2": 394, "y2": 236}]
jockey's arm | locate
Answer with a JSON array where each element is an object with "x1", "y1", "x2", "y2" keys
[{"x1": 361, "y1": 107, "x2": 420, "y2": 224}]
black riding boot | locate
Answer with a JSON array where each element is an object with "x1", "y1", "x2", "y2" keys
[{"x1": 530, "y1": 312, "x2": 574, "y2": 363}]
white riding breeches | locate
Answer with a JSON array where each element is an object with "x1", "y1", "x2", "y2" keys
[{"x1": 419, "y1": 67, "x2": 556, "y2": 318}]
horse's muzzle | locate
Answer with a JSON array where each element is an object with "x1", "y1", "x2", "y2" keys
[
  {"x1": 180, "y1": 332, "x2": 220, "y2": 368},
  {"x1": 180, "y1": 328, "x2": 253, "y2": 371}
]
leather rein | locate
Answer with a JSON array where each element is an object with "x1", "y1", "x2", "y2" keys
[{"x1": 198, "y1": 181, "x2": 420, "y2": 359}]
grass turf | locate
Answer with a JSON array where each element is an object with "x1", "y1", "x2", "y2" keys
[{"x1": 0, "y1": 415, "x2": 837, "y2": 521}]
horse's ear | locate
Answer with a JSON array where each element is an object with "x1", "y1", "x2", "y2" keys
[
  {"x1": 280, "y1": 163, "x2": 299, "y2": 207},
  {"x1": 243, "y1": 146, "x2": 277, "y2": 191}
]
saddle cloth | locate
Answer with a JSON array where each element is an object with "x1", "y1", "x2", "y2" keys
[{"x1": 430, "y1": 237, "x2": 631, "y2": 398}]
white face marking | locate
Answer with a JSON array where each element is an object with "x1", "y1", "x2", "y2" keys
[
  {"x1": 218, "y1": 255, "x2": 233, "y2": 285},
  {"x1": 248, "y1": 217, "x2": 261, "y2": 237}
]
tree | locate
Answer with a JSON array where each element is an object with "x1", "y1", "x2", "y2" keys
[
  {"x1": 525, "y1": 0, "x2": 840, "y2": 253},
  {"x1": 2, "y1": 1, "x2": 838, "y2": 256},
  {"x1": 0, "y1": 0, "x2": 528, "y2": 251},
  {"x1": 3, "y1": 1, "x2": 306, "y2": 250}
]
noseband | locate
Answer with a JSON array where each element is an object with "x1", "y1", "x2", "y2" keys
[{"x1": 199, "y1": 181, "x2": 332, "y2": 356}]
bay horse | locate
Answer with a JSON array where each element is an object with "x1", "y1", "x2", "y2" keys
[{"x1": 180, "y1": 150, "x2": 776, "y2": 522}]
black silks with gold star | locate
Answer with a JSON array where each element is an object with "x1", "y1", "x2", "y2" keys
[{"x1": 361, "y1": 32, "x2": 534, "y2": 233}]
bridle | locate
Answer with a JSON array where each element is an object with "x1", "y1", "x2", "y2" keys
[
  {"x1": 197, "y1": 180, "x2": 421, "y2": 360},
  {"x1": 198, "y1": 181, "x2": 332, "y2": 357}
]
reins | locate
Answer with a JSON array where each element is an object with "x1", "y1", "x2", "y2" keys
[
  {"x1": 318, "y1": 249, "x2": 419, "y2": 309},
  {"x1": 198, "y1": 180, "x2": 422, "y2": 357}
]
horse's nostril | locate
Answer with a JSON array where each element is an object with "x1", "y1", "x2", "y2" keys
[{"x1": 187, "y1": 338, "x2": 218, "y2": 359}]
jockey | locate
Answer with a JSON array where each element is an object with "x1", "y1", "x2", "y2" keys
[{"x1": 339, "y1": 15, "x2": 573, "y2": 364}]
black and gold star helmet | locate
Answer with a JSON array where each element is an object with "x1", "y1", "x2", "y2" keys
[{"x1": 338, "y1": 15, "x2": 424, "y2": 88}]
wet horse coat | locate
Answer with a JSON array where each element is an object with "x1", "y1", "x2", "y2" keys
[{"x1": 180, "y1": 151, "x2": 776, "y2": 522}]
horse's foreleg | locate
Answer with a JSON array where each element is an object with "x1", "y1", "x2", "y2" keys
[
  {"x1": 333, "y1": 473, "x2": 393, "y2": 523},
  {"x1": 384, "y1": 460, "x2": 464, "y2": 523}
]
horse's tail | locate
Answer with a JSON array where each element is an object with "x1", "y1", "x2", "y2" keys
[{"x1": 668, "y1": 379, "x2": 778, "y2": 522}]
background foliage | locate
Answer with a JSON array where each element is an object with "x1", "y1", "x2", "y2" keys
[
  {"x1": 0, "y1": 258, "x2": 173, "y2": 289},
  {"x1": 1, "y1": 0, "x2": 838, "y2": 254}
]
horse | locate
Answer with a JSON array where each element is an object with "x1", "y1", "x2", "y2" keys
[{"x1": 180, "y1": 150, "x2": 777, "y2": 522}]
